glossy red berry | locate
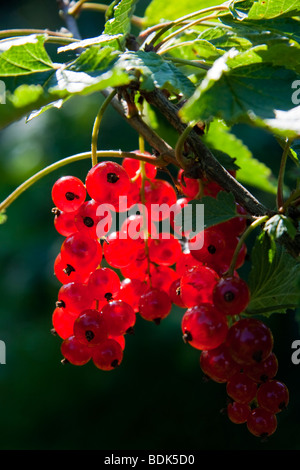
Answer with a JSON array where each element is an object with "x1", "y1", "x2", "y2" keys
[
  {"x1": 256, "y1": 380, "x2": 289, "y2": 413},
  {"x1": 54, "y1": 253, "x2": 92, "y2": 285},
  {"x1": 74, "y1": 199, "x2": 112, "y2": 239},
  {"x1": 181, "y1": 304, "x2": 228, "y2": 350},
  {"x1": 57, "y1": 282, "x2": 93, "y2": 317},
  {"x1": 168, "y1": 278, "x2": 186, "y2": 308},
  {"x1": 143, "y1": 179, "x2": 177, "y2": 221},
  {"x1": 246, "y1": 407, "x2": 277, "y2": 438},
  {"x1": 88, "y1": 267, "x2": 121, "y2": 303},
  {"x1": 101, "y1": 300, "x2": 136, "y2": 336},
  {"x1": 177, "y1": 169, "x2": 200, "y2": 199},
  {"x1": 226, "y1": 371, "x2": 258, "y2": 404},
  {"x1": 60, "y1": 232, "x2": 102, "y2": 270},
  {"x1": 149, "y1": 265, "x2": 179, "y2": 294},
  {"x1": 212, "y1": 276, "x2": 250, "y2": 316},
  {"x1": 244, "y1": 353, "x2": 278, "y2": 383},
  {"x1": 175, "y1": 251, "x2": 203, "y2": 277},
  {"x1": 53, "y1": 209, "x2": 78, "y2": 237},
  {"x1": 138, "y1": 288, "x2": 172, "y2": 324},
  {"x1": 180, "y1": 265, "x2": 219, "y2": 308},
  {"x1": 149, "y1": 233, "x2": 182, "y2": 266},
  {"x1": 227, "y1": 401, "x2": 251, "y2": 424},
  {"x1": 188, "y1": 227, "x2": 227, "y2": 267},
  {"x1": 61, "y1": 335, "x2": 92, "y2": 366},
  {"x1": 116, "y1": 278, "x2": 148, "y2": 312},
  {"x1": 92, "y1": 338, "x2": 123, "y2": 370},
  {"x1": 103, "y1": 231, "x2": 138, "y2": 268},
  {"x1": 226, "y1": 318, "x2": 274, "y2": 366},
  {"x1": 120, "y1": 214, "x2": 157, "y2": 242},
  {"x1": 73, "y1": 309, "x2": 109, "y2": 347},
  {"x1": 199, "y1": 343, "x2": 240, "y2": 383},
  {"x1": 52, "y1": 176, "x2": 86, "y2": 212},
  {"x1": 52, "y1": 307, "x2": 75, "y2": 340},
  {"x1": 85, "y1": 161, "x2": 130, "y2": 208}
]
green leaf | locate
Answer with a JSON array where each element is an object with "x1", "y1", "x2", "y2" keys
[
  {"x1": 202, "y1": 120, "x2": 277, "y2": 194},
  {"x1": 116, "y1": 50, "x2": 196, "y2": 97},
  {"x1": 144, "y1": 0, "x2": 221, "y2": 25},
  {"x1": 247, "y1": 0, "x2": 300, "y2": 19},
  {"x1": 174, "y1": 191, "x2": 238, "y2": 233},
  {"x1": 264, "y1": 214, "x2": 297, "y2": 241},
  {"x1": 247, "y1": 231, "x2": 300, "y2": 315},
  {"x1": 0, "y1": 35, "x2": 55, "y2": 76},
  {"x1": 57, "y1": 34, "x2": 123, "y2": 53},
  {"x1": 104, "y1": 0, "x2": 137, "y2": 45},
  {"x1": 180, "y1": 49, "x2": 300, "y2": 139}
]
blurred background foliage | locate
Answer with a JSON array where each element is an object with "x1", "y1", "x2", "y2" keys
[{"x1": 0, "y1": 0, "x2": 299, "y2": 451}]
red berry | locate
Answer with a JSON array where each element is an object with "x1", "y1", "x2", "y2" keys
[
  {"x1": 138, "y1": 288, "x2": 172, "y2": 324},
  {"x1": 149, "y1": 233, "x2": 182, "y2": 266},
  {"x1": 244, "y1": 353, "x2": 278, "y2": 383},
  {"x1": 60, "y1": 232, "x2": 102, "y2": 270},
  {"x1": 212, "y1": 276, "x2": 250, "y2": 316},
  {"x1": 116, "y1": 278, "x2": 148, "y2": 312},
  {"x1": 92, "y1": 338, "x2": 123, "y2": 370},
  {"x1": 103, "y1": 231, "x2": 138, "y2": 268},
  {"x1": 52, "y1": 307, "x2": 75, "y2": 339},
  {"x1": 199, "y1": 343, "x2": 240, "y2": 383},
  {"x1": 61, "y1": 335, "x2": 92, "y2": 366},
  {"x1": 227, "y1": 401, "x2": 251, "y2": 424},
  {"x1": 74, "y1": 199, "x2": 113, "y2": 239},
  {"x1": 120, "y1": 214, "x2": 157, "y2": 242},
  {"x1": 53, "y1": 209, "x2": 78, "y2": 237},
  {"x1": 177, "y1": 169, "x2": 200, "y2": 199},
  {"x1": 180, "y1": 265, "x2": 219, "y2": 308},
  {"x1": 101, "y1": 300, "x2": 136, "y2": 336},
  {"x1": 122, "y1": 154, "x2": 157, "y2": 186},
  {"x1": 143, "y1": 179, "x2": 177, "y2": 221},
  {"x1": 168, "y1": 278, "x2": 186, "y2": 308},
  {"x1": 73, "y1": 309, "x2": 109, "y2": 347},
  {"x1": 247, "y1": 407, "x2": 277, "y2": 438},
  {"x1": 57, "y1": 282, "x2": 93, "y2": 317},
  {"x1": 188, "y1": 227, "x2": 226, "y2": 267},
  {"x1": 226, "y1": 371, "x2": 258, "y2": 404},
  {"x1": 181, "y1": 304, "x2": 228, "y2": 350},
  {"x1": 52, "y1": 176, "x2": 86, "y2": 212},
  {"x1": 85, "y1": 161, "x2": 130, "y2": 209},
  {"x1": 175, "y1": 251, "x2": 203, "y2": 277},
  {"x1": 54, "y1": 253, "x2": 92, "y2": 285},
  {"x1": 88, "y1": 267, "x2": 121, "y2": 303},
  {"x1": 149, "y1": 265, "x2": 179, "y2": 294},
  {"x1": 256, "y1": 380, "x2": 289, "y2": 413},
  {"x1": 170, "y1": 197, "x2": 190, "y2": 238},
  {"x1": 226, "y1": 318, "x2": 274, "y2": 366}
]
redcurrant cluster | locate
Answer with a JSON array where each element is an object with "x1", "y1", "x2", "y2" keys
[{"x1": 50, "y1": 156, "x2": 289, "y2": 438}]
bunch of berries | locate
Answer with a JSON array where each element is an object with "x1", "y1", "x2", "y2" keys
[{"x1": 50, "y1": 156, "x2": 288, "y2": 437}]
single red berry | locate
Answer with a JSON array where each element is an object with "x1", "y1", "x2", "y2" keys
[
  {"x1": 54, "y1": 253, "x2": 92, "y2": 284},
  {"x1": 170, "y1": 197, "x2": 190, "y2": 238},
  {"x1": 92, "y1": 338, "x2": 123, "y2": 370},
  {"x1": 175, "y1": 251, "x2": 203, "y2": 277},
  {"x1": 53, "y1": 209, "x2": 78, "y2": 237},
  {"x1": 149, "y1": 233, "x2": 182, "y2": 266},
  {"x1": 85, "y1": 161, "x2": 130, "y2": 209},
  {"x1": 52, "y1": 307, "x2": 75, "y2": 340},
  {"x1": 226, "y1": 318, "x2": 274, "y2": 366},
  {"x1": 149, "y1": 265, "x2": 180, "y2": 294},
  {"x1": 181, "y1": 304, "x2": 228, "y2": 350},
  {"x1": 61, "y1": 335, "x2": 92, "y2": 366},
  {"x1": 138, "y1": 288, "x2": 172, "y2": 324},
  {"x1": 226, "y1": 371, "x2": 258, "y2": 404},
  {"x1": 52, "y1": 176, "x2": 86, "y2": 212},
  {"x1": 212, "y1": 276, "x2": 250, "y2": 316},
  {"x1": 180, "y1": 265, "x2": 219, "y2": 308},
  {"x1": 57, "y1": 282, "x2": 93, "y2": 317},
  {"x1": 101, "y1": 300, "x2": 136, "y2": 337},
  {"x1": 88, "y1": 267, "x2": 121, "y2": 303},
  {"x1": 73, "y1": 309, "x2": 109, "y2": 347},
  {"x1": 188, "y1": 227, "x2": 227, "y2": 267},
  {"x1": 227, "y1": 401, "x2": 251, "y2": 424},
  {"x1": 103, "y1": 231, "x2": 138, "y2": 268},
  {"x1": 108, "y1": 335, "x2": 126, "y2": 351},
  {"x1": 143, "y1": 179, "x2": 177, "y2": 221},
  {"x1": 246, "y1": 407, "x2": 277, "y2": 438},
  {"x1": 168, "y1": 278, "x2": 186, "y2": 308},
  {"x1": 74, "y1": 199, "x2": 112, "y2": 239},
  {"x1": 244, "y1": 353, "x2": 278, "y2": 383},
  {"x1": 256, "y1": 380, "x2": 289, "y2": 413},
  {"x1": 60, "y1": 232, "x2": 102, "y2": 270},
  {"x1": 120, "y1": 246, "x2": 149, "y2": 279},
  {"x1": 199, "y1": 343, "x2": 240, "y2": 383},
  {"x1": 217, "y1": 204, "x2": 247, "y2": 237},
  {"x1": 177, "y1": 169, "x2": 201, "y2": 199}
]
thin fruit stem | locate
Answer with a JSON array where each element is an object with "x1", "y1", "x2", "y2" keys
[
  {"x1": 91, "y1": 89, "x2": 118, "y2": 167},
  {"x1": 143, "y1": 2, "x2": 229, "y2": 47},
  {"x1": 162, "y1": 56, "x2": 210, "y2": 71},
  {"x1": 227, "y1": 215, "x2": 269, "y2": 277},
  {"x1": 175, "y1": 122, "x2": 196, "y2": 168},
  {"x1": 276, "y1": 138, "x2": 292, "y2": 210},
  {"x1": 0, "y1": 150, "x2": 159, "y2": 214},
  {"x1": 153, "y1": 12, "x2": 226, "y2": 52}
]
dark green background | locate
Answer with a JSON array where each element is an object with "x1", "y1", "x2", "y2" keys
[{"x1": 0, "y1": 0, "x2": 299, "y2": 451}]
